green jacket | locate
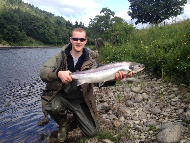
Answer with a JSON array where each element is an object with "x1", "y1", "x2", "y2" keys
[{"x1": 40, "y1": 44, "x2": 98, "y2": 122}]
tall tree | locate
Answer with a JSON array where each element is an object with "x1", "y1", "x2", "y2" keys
[
  {"x1": 128, "y1": 0, "x2": 187, "y2": 24},
  {"x1": 88, "y1": 8, "x2": 117, "y2": 39},
  {"x1": 111, "y1": 16, "x2": 125, "y2": 25},
  {"x1": 100, "y1": 7, "x2": 115, "y2": 30}
]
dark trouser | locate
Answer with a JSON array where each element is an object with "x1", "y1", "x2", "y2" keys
[{"x1": 45, "y1": 93, "x2": 99, "y2": 137}]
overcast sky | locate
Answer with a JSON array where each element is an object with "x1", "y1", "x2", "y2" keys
[{"x1": 22, "y1": 0, "x2": 190, "y2": 29}]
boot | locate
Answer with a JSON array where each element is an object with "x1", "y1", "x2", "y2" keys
[
  {"x1": 57, "y1": 117, "x2": 68, "y2": 142},
  {"x1": 38, "y1": 111, "x2": 50, "y2": 126},
  {"x1": 44, "y1": 95, "x2": 68, "y2": 142}
]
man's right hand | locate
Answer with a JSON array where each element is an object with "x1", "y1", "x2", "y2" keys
[{"x1": 58, "y1": 71, "x2": 72, "y2": 84}]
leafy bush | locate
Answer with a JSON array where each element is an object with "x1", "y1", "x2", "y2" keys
[
  {"x1": 1, "y1": 39, "x2": 8, "y2": 45},
  {"x1": 100, "y1": 19, "x2": 190, "y2": 85}
]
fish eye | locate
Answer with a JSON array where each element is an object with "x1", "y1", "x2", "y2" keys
[{"x1": 129, "y1": 65, "x2": 134, "y2": 70}]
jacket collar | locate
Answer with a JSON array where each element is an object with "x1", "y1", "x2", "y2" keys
[{"x1": 64, "y1": 43, "x2": 89, "y2": 62}]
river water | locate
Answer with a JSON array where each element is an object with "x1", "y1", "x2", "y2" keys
[{"x1": 0, "y1": 47, "x2": 62, "y2": 143}]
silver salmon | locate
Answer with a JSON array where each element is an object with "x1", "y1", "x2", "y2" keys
[{"x1": 71, "y1": 62, "x2": 145, "y2": 86}]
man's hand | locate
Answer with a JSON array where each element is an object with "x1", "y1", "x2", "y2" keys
[
  {"x1": 58, "y1": 71, "x2": 72, "y2": 84},
  {"x1": 115, "y1": 71, "x2": 133, "y2": 81}
]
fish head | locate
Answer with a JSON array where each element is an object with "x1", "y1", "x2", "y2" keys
[{"x1": 129, "y1": 62, "x2": 145, "y2": 73}]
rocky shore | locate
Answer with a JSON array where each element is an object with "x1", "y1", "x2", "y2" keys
[
  {"x1": 47, "y1": 71, "x2": 190, "y2": 143},
  {"x1": 92, "y1": 73, "x2": 190, "y2": 143}
]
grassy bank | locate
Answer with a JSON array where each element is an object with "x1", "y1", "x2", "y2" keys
[{"x1": 100, "y1": 19, "x2": 190, "y2": 85}]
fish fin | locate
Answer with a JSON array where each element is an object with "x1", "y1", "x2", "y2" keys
[
  {"x1": 77, "y1": 80, "x2": 86, "y2": 86},
  {"x1": 99, "y1": 82, "x2": 105, "y2": 87}
]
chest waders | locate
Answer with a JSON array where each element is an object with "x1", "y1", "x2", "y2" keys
[{"x1": 44, "y1": 79, "x2": 99, "y2": 142}]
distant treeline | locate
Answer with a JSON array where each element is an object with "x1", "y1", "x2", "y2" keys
[
  {"x1": 0, "y1": 0, "x2": 128, "y2": 46},
  {"x1": 0, "y1": 0, "x2": 86, "y2": 46}
]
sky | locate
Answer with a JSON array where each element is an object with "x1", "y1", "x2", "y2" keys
[{"x1": 22, "y1": 0, "x2": 190, "y2": 29}]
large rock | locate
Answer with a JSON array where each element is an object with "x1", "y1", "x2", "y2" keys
[
  {"x1": 131, "y1": 86, "x2": 141, "y2": 93},
  {"x1": 117, "y1": 106, "x2": 132, "y2": 118},
  {"x1": 156, "y1": 125, "x2": 181, "y2": 143},
  {"x1": 97, "y1": 102, "x2": 109, "y2": 113},
  {"x1": 184, "y1": 110, "x2": 190, "y2": 123}
]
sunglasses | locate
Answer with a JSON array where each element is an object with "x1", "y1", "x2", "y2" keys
[{"x1": 71, "y1": 37, "x2": 86, "y2": 42}]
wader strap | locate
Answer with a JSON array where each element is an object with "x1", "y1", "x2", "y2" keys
[{"x1": 41, "y1": 97, "x2": 49, "y2": 102}]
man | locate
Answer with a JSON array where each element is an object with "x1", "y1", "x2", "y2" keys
[{"x1": 39, "y1": 28, "x2": 131, "y2": 142}]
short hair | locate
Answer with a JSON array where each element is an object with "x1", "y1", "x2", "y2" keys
[{"x1": 71, "y1": 28, "x2": 86, "y2": 37}]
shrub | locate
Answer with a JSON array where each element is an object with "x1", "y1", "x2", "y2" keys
[{"x1": 100, "y1": 19, "x2": 190, "y2": 85}]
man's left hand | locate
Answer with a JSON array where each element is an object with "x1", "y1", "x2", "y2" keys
[{"x1": 115, "y1": 71, "x2": 132, "y2": 81}]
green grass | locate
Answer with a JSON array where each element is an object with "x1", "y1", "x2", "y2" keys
[
  {"x1": 78, "y1": 130, "x2": 119, "y2": 143},
  {"x1": 77, "y1": 126, "x2": 131, "y2": 143},
  {"x1": 98, "y1": 130, "x2": 119, "y2": 141},
  {"x1": 100, "y1": 19, "x2": 190, "y2": 85},
  {"x1": 148, "y1": 124, "x2": 159, "y2": 136},
  {"x1": 78, "y1": 137, "x2": 88, "y2": 143},
  {"x1": 187, "y1": 124, "x2": 190, "y2": 137}
]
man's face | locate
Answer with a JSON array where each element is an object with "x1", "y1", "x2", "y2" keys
[{"x1": 70, "y1": 31, "x2": 87, "y2": 52}]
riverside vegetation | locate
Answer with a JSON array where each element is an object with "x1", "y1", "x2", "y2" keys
[{"x1": 100, "y1": 19, "x2": 190, "y2": 86}]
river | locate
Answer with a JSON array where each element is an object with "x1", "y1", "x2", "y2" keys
[{"x1": 0, "y1": 47, "x2": 62, "y2": 143}]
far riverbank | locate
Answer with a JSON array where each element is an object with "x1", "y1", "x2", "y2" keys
[{"x1": 0, "y1": 44, "x2": 63, "y2": 48}]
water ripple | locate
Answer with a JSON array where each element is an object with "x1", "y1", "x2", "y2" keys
[{"x1": 0, "y1": 47, "x2": 61, "y2": 143}]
